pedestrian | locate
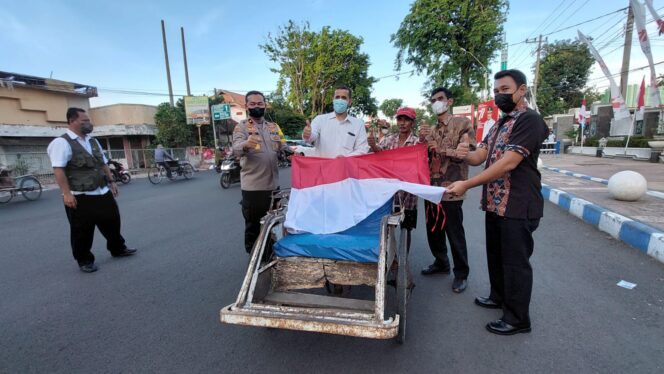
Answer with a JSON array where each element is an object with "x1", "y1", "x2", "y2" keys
[
  {"x1": 446, "y1": 69, "x2": 549, "y2": 335},
  {"x1": 302, "y1": 85, "x2": 369, "y2": 157},
  {"x1": 47, "y1": 107, "x2": 136, "y2": 273},
  {"x1": 232, "y1": 90, "x2": 285, "y2": 254},
  {"x1": 368, "y1": 107, "x2": 420, "y2": 252},
  {"x1": 154, "y1": 144, "x2": 175, "y2": 178},
  {"x1": 419, "y1": 87, "x2": 475, "y2": 294}
]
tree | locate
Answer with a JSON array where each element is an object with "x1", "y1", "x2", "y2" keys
[
  {"x1": 379, "y1": 98, "x2": 403, "y2": 122},
  {"x1": 154, "y1": 101, "x2": 191, "y2": 148},
  {"x1": 261, "y1": 21, "x2": 378, "y2": 117},
  {"x1": 536, "y1": 39, "x2": 595, "y2": 116},
  {"x1": 392, "y1": 0, "x2": 508, "y2": 105},
  {"x1": 414, "y1": 107, "x2": 436, "y2": 126}
]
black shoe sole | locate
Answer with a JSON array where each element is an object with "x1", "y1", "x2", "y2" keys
[
  {"x1": 474, "y1": 298, "x2": 502, "y2": 309},
  {"x1": 112, "y1": 251, "x2": 136, "y2": 257},
  {"x1": 486, "y1": 324, "x2": 532, "y2": 335},
  {"x1": 421, "y1": 269, "x2": 451, "y2": 276},
  {"x1": 79, "y1": 266, "x2": 98, "y2": 273}
]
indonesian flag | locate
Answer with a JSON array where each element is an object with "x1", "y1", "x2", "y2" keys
[
  {"x1": 285, "y1": 144, "x2": 445, "y2": 234},
  {"x1": 636, "y1": 76, "x2": 646, "y2": 122},
  {"x1": 579, "y1": 98, "x2": 587, "y2": 127},
  {"x1": 645, "y1": 0, "x2": 664, "y2": 36},
  {"x1": 631, "y1": 0, "x2": 662, "y2": 108}
]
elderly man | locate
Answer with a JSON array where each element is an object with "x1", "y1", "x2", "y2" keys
[
  {"x1": 154, "y1": 144, "x2": 175, "y2": 178},
  {"x1": 302, "y1": 85, "x2": 369, "y2": 157},
  {"x1": 447, "y1": 69, "x2": 549, "y2": 335},
  {"x1": 232, "y1": 90, "x2": 285, "y2": 254}
]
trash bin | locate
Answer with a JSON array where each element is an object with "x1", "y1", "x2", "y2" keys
[
  {"x1": 554, "y1": 140, "x2": 561, "y2": 154},
  {"x1": 650, "y1": 151, "x2": 661, "y2": 163},
  {"x1": 596, "y1": 149, "x2": 603, "y2": 158}
]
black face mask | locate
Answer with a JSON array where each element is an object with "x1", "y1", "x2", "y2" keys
[
  {"x1": 81, "y1": 122, "x2": 94, "y2": 134},
  {"x1": 494, "y1": 93, "x2": 518, "y2": 114},
  {"x1": 248, "y1": 107, "x2": 265, "y2": 118}
]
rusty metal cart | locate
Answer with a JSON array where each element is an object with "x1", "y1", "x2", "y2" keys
[{"x1": 220, "y1": 190, "x2": 411, "y2": 343}]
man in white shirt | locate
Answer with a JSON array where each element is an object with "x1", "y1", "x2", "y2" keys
[
  {"x1": 302, "y1": 85, "x2": 369, "y2": 157},
  {"x1": 47, "y1": 108, "x2": 136, "y2": 273}
]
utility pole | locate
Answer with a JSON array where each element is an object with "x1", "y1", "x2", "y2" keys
[
  {"x1": 620, "y1": 4, "x2": 635, "y2": 99},
  {"x1": 525, "y1": 35, "x2": 546, "y2": 111},
  {"x1": 161, "y1": 20, "x2": 174, "y2": 106},
  {"x1": 181, "y1": 27, "x2": 191, "y2": 96}
]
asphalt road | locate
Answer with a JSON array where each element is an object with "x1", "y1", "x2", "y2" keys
[{"x1": 1, "y1": 169, "x2": 663, "y2": 373}]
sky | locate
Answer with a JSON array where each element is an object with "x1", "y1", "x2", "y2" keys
[{"x1": 2, "y1": 0, "x2": 663, "y2": 114}]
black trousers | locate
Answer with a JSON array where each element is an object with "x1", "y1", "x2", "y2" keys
[
  {"x1": 64, "y1": 192, "x2": 127, "y2": 265},
  {"x1": 485, "y1": 212, "x2": 540, "y2": 327},
  {"x1": 241, "y1": 190, "x2": 273, "y2": 253},
  {"x1": 425, "y1": 200, "x2": 469, "y2": 279}
]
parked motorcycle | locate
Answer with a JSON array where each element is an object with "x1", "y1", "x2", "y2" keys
[
  {"x1": 278, "y1": 148, "x2": 294, "y2": 168},
  {"x1": 108, "y1": 160, "x2": 131, "y2": 184},
  {"x1": 219, "y1": 154, "x2": 241, "y2": 189}
]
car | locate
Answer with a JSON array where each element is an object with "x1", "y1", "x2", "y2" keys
[{"x1": 285, "y1": 139, "x2": 315, "y2": 156}]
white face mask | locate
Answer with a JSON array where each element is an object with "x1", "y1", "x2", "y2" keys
[
  {"x1": 381, "y1": 128, "x2": 390, "y2": 135},
  {"x1": 432, "y1": 100, "x2": 448, "y2": 115}
]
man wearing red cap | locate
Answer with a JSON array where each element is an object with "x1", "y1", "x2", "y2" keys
[
  {"x1": 369, "y1": 107, "x2": 420, "y2": 251},
  {"x1": 419, "y1": 87, "x2": 476, "y2": 294}
]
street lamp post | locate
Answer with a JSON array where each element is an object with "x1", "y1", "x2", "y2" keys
[{"x1": 459, "y1": 47, "x2": 489, "y2": 100}]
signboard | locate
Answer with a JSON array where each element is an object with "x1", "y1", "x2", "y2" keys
[
  {"x1": 476, "y1": 100, "x2": 499, "y2": 143},
  {"x1": 211, "y1": 104, "x2": 231, "y2": 120},
  {"x1": 184, "y1": 96, "x2": 210, "y2": 125}
]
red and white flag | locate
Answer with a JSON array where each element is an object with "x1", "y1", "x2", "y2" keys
[
  {"x1": 631, "y1": 0, "x2": 662, "y2": 108},
  {"x1": 285, "y1": 145, "x2": 445, "y2": 234},
  {"x1": 579, "y1": 98, "x2": 588, "y2": 127},
  {"x1": 636, "y1": 76, "x2": 646, "y2": 121},
  {"x1": 645, "y1": 0, "x2": 664, "y2": 36}
]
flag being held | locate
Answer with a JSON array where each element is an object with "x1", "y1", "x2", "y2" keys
[{"x1": 285, "y1": 144, "x2": 445, "y2": 234}]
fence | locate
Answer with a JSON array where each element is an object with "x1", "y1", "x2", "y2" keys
[{"x1": 0, "y1": 147, "x2": 209, "y2": 184}]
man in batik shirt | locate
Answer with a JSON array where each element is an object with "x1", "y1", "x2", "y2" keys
[{"x1": 447, "y1": 69, "x2": 549, "y2": 336}]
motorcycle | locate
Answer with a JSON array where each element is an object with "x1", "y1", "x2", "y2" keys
[
  {"x1": 108, "y1": 160, "x2": 131, "y2": 184},
  {"x1": 219, "y1": 154, "x2": 241, "y2": 189},
  {"x1": 278, "y1": 148, "x2": 294, "y2": 168}
]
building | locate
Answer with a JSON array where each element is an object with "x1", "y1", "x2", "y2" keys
[{"x1": 0, "y1": 71, "x2": 157, "y2": 173}]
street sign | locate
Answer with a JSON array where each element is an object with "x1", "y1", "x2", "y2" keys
[{"x1": 212, "y1": 104, "x2": 231, "y2": 120}]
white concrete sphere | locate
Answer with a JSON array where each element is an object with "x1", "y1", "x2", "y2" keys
[
  {"x1": 607, "y1": 171, "x2": 648, "y2": 201},
  {"x1": 537, "y1": 158, "x2": 543, "y2": 170}
]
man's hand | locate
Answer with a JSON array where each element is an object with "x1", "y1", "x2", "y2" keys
[
  {"x1": 302, "y1": 120, "x2": 312, "y2": 140},
  {"x1": 419, "y1": 121, "x2": 431, "y2": 138},
  {"x1": 446, "y1": 181, "x2": 469, "y2": 197},
  {"x1": 455, "y1": 133, "x2": 470, "y2": 159},
  {"x1": 110, "y1": 182, "x2": 118, "y2": 197},
  {"x1": 368, "y1": 128, "x2": 378, "y2": 150},
  {"x1": 245, "y1": 134, "x2": 260, "y2": 150},
  {"x1": 427, "y1": 140, "x2": 438, "y2": 151},
  {"x1": 63, "y1": 193, "x2": 77, "y2": 209}
]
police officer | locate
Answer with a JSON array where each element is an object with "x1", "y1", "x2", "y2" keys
[
  {"x1": 232, "y1": 91, "x2": 284, "y2": 253},
  {"x1": 47, "y1": 107, "x2": 136, "y2": 273}
]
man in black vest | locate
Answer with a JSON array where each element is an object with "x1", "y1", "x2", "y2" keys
[{"x1": 47, "y1": 108, "x2": 136, "y2": 273}]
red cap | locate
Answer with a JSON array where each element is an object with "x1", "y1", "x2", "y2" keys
[{"x1": 395, "y1": 107, "x2": 417, "y2": 120}]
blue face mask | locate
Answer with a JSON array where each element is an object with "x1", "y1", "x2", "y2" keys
[{"x1": 333, "y1": 99, "x2": 349, "y2": 114}]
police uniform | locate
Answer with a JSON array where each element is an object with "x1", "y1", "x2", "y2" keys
[
  {"x1": 47, "y1": 130, "x2": 129, "y2": 266},
  {"x1": 232, "y1": 118, "x2": 284, "y2": 253}
]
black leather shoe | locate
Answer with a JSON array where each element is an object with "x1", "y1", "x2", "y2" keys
[
  {"x1": 474, "y1": 296, "x2": 502, "y2": 309},
  {"x1": 452, "y1": 278, "x2": 467, "y2": 293},
  {"x1": 421, "y1": 263, "x2": 451, "y2": 275},
  {"x1": 112, "y1": 248, "x2": 137, "y2": 257},
  {"x1": 79, "y1": 263, "x2": 98, "y2": 273},
  {"x1": 486, "y1": 319, "x2": 531, "y2": 335}
]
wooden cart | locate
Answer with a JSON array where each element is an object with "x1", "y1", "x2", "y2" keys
[
  {"x1": 0, "y1": 167, "x2": 42, "y2": 204},
  {"x1": 220, "y1": 190, "x2": 411, "y2": 343}
]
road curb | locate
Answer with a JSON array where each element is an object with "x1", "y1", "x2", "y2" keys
[{"x1": 541, "y1": 183, "x2": 664, "y2": 265}]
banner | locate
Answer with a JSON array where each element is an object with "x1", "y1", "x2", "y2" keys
[
  {"x1": 645, "y1": 0, "x2": 664, "y2": 35},
  {"x1": 630, "y1": 0, "x2": 662, "y2": 109},
  {"x1": 184, "y1": 96, "x2": 210, "y2": 125},
  {"x1": 452, "y1": 104, "x2": 475, "y2": 124},
  {"x1": 578, "y1": 30, "x2": 632, "y2": 135},
  {"x1": 476, "y1": 100, "x2": 499, "y2": 143}
]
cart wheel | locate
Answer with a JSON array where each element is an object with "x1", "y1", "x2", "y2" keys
[
  {"x1": 396, "y1": 227, "x2": 408, "y2": 344},
  {"x1": 148, "y1": 166, "x2": 163, "y2": 184},
  {"x1": 182, "y1": 164, "x2": 194, "y2": 179},
  {"x1": 20, "y1": 176, "x2": 42, "y2": 201},
  {"x1": 0, "y1": 189, "x2": 12, "y2": 204},
  {"x1": 120, "y1": 173, "x2": 131, "y2": 184},
  {"x1": 220, "y1": 173, "x2": 231, "y2": 189}
]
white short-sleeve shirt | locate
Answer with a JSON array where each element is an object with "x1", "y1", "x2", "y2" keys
[
  {"x1": 307, "y1": 112, "x2": 369, "y2": 158},
  {"x1": 47, "y1": 129, "x2": 109, "y2": 195}
]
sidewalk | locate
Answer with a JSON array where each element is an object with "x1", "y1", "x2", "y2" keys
[{"x1": 539, "y1": 154, "x2": 664, "y2": 264}]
